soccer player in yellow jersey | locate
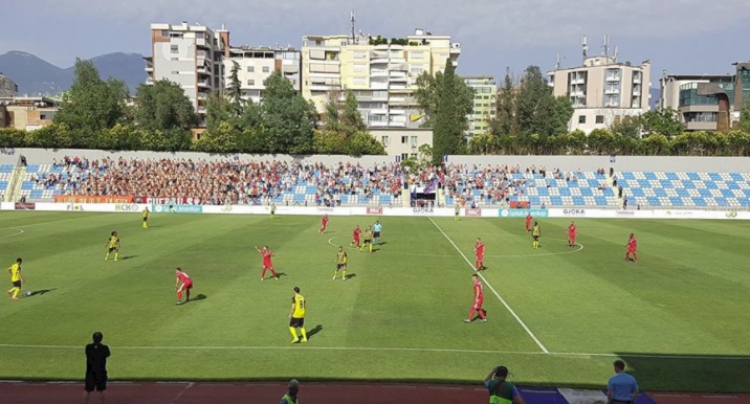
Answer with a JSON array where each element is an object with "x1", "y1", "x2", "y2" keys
[
  {"x1": 333, "y1": 246, "x2": 348, "y2": 281},
  {"x1": 454, "y1": 203, "x2": 461, "y2": 221},
  {"x1": 289, "y1": 287, "x2": 307, "y2": 343},
  {"x1": 105, "y1": 231, "x2": 120, "y2": 261},
  {"x1": 142, "y1": 207, "x2": 149, "y2": 229},
  {"x1": 360, "y1": 226, "x2": 374, "y2": 253},
  {"x1": 6, "y1": 258, "x2": 24, "y2": 301},
  {"x1": 532, "y1": 222, "x2": 541, "y2": 249}
]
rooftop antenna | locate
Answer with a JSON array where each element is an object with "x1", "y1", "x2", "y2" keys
[
  {"x1": 582, "y1": 35, "x2": 588, "y2": 61},
  {"x1": 555, "y1": 52, "x2": 561, "y2": 70},
  {"x1": 613, "y1": 46, "x2": 619, "y2": 63},
  {"x1": 350, "y1": 10, "x2": 356, "y2": 44},
  {"x1": 603, "y1": 35, "x2": 609, "y2": 58}
]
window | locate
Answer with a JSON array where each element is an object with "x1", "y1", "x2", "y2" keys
[
  {"x1": 262, "y1": 66, "x2": 270, "y2": 73},
  {"x1": 411, "y1": 153, "x2": 418, "y2": 159},
  {"x1": 401, "y1": 153, "x2": 409, "y2": 161},
  {"x1": 411, "y1": 136, "x2": 418, "y2": 146},
  {"x1": 596, "y1": 115, "x2": 604, "y2": 124},
  {"x1": 171, "y1": 71, "x2": 179, "y2": 75},
  {"x1": 411, "y1": 51, "x2": 424, "y2": 59},
  {"x1": 353, "y1": 51, "x2": 366, "y2": 59},
  {"x1": 354, "y1": 64, "x2": 366, "y2": 73},
  {"x1": 578, "y1": 115, "x2": 586, "y2": 124},
  {"x1": 410, "y1": 66, "x2": 424, "y2": 74},
  {"x1": 248, "y1": 79, "x2": 255, "y2": 86},
  {"x1": 401, "y1": 136, "x2": 408, "y2": 144},
  {"x1": 353, "y1": 77, "x2": 366, "y2": 86},
  {"x1": 161, "y1": 30, "x2": 169, "y2": 37},
  {"x1": 381, "y1": 136, "x2": 389, "y2": 146},
  {"x1": 170, "y1": 45, "x2": 178, "y2": 54},
  {"x1": 247, "y1": 66, "x2": 255, "y2": 73}
]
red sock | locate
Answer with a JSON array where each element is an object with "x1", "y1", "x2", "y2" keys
[
  {"x1": 478, "y1": 309, "x2": 486, "y2": 320},
  {"x1": 270, "y1": 269, "x2": 277, "y2": 277},
  {"x1": 475, "y1": 260, "x2": 480, "y2": 269},
  {"x1": 468, "y1": 308, "x2": 476, "y2": 320},
  {"x1": 177, "y1": 291, "x2": 182, "y2": 300}
]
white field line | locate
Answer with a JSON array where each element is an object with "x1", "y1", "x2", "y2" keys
[
  {"x1": 427, "y1": 217, "x2": 550, "y2": 354},
  {"x1": 0, "y1": 344, "x2": 747, "y2": 360}
]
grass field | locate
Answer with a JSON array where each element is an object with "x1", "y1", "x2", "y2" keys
[{"x1": 1, "y1": 211, "x2": 749, "y2": 393}]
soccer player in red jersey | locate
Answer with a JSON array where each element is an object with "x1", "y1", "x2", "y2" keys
[
  {"x1": 351, "y1": 225, "x2": 362, "y2": 247},
  {"x1": 474, "y1": 237, "x2": 485, "y2": 271},
  {"x1": 175, "y1": 267, "x2": 193, "y2": 305},
  {"x1": 319, "y1": 214, "x2": 329, "y2": 234},
  {"x1": 625, "y1": 233, "x2": 638, "y2": 263},
  {"x1": 464, "y1": 274, "x2": 487, "y2": 323},
  {"x1": 567, "y1": 221, "x2": 577, "y2": 247},
  {"x1": 255, "y1": 246, "x2": 278, "y2": 281},
  {"x1": 525, "y1": 213, "x2": 533, "y2": 233}
]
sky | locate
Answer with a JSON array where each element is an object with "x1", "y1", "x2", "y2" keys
[{"x1": 2, "y1": 0, "x2": 750, "y2": 86}]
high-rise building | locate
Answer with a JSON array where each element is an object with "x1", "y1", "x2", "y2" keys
[
  {"x1": 145, "y1": 22, "x2": 230, "y2": 125},
  {"x1": 547, "y1": 36, "x2": 651, "y2": 133},
  {"x1": 0, "y1": 73, "x2": 18, "y2": 97},
  {"x1": 224, "y1": 45, "x2": 301, "y2": 104},
  {"x1": 462, "y1": 75, "x2": 496, "y2": 137},
  {"x1": 301, "y1": 28, "x2": 461, "y2": 129}
]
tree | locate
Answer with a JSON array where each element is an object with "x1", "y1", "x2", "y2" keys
[
  {"x1": 313, "y1": 129, "x2": 347, "y2": 154},
  {"x1": 738, "y1": 100, "x2": 750, "y2": 133},
  {"x1": 640, "y1": 108, "x2": 684, "y2": 138},
  {"x1": 134, "y1": 79, "x2": 196, "y2": 132},
  {"x1": 347, "y1": 131, "x2": 387, "y2": 156},
  {"x1": 54, "y1": 59, "x2": 129, "y2": 146},
  {"x1": 193, "y1": 121, "x2": 242, "y2": 153},
  {"x1": 430, "y1": 59, "x2": 473, "y2": 164},
  {"x1": 610, "y1": 115, "x2": 642, "y2": 138},
  {"x1": 322, "y1": 91, "x2": 342, "y2": 133},
  {"x1": 205, "y1": 91, "x2": 235, "y2": 134},
  {"x1": 227, "y1": 61, "x2": 244, "y2": 107},
  {"x1": 261, "y1": 71, "x2": 316, "y2": 154},
  {"x1": 341, "y1": 89, "x2": 366, "y2": 137},
  {"x1": 414, "y1": 66, "x2": 474, "y2": 129},
  {"x1": 514, "y1": 66, "x2": 573, "y2": 136},
  {"x1": 491, "y1": 67, "x2": 515, "y2": 136}
]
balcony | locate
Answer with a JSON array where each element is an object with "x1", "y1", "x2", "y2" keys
[
  {"x1": 197, "y1": 80, "x2": 211, "y2": 88},
  {"x1": 371, "y1": 81, "x2": 389, "y2": 90},
  {"x1": 605, "y1": 76, "x2": 620, "y2": 82},
  {"x1": 371, "y1": 58, "x2": 389, "y2": 65},
  {"x1": 145, "y1": 79, "x2": 154, "y2": 85},
  {"x1": 686, "y1": 121, "x2": 717, "y2": 131},
  {"x1": 368, "y1": 121, "x2": 390, "y2": 128},
  {"x1": 197, "y1": 93, "x2": 208, "y2": 100},
  {"x1": 387, "y1": 121, "x2": 407, "y2": 128},
  {"x1": 197, "y1": 106, "x2": 207, "y2": 114},
  {"x1": 605, "y1": 88, "x2": 620, "y2": 95},
  {"x1": 372, "y1": 92, "x2": 389, "y2": 101},
  {"x1": 370, "y1": 108, "x2": 388, "y2": 115},
  {"x1": 389, "y1": 57, "x2": 406, "y2": 65},
  {"x1": 145, "y1": 64, "x2": 153, "y2": 72},
  {"x1": 389, "y1": 108, "x2": 406, "y2": 115},
  {"x1": 570, "y1": 78, "x2": 585, "y2": 85},
  {"x1": 310, "y1": 84, "x2": 335, "y2": 92},
  {"x1": 371, "y1": 70, "x2": 389, "y2": 78},
  {"x1": 450, "y1": 43, "x2": 461, "y2": 53}
]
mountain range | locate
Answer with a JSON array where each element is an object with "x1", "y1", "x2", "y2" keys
[{"x1": 0, "y1": 51, "x2": 146, "y2": 96}]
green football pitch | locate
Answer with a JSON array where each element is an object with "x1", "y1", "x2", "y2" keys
[{"x1": 1, "y1": 211, "x2": 749, "y2": 393}]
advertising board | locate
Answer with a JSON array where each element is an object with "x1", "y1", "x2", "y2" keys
[
  {"x1": 54, "y1": 195, "x2": 133, "y2": 203},
  {"x1": 465, "y1": 208, "x2": 482, "y2": 217},
  {"x1": 152, "y1": 204, "x2": 203, "y2": 214},
  {"x1": 498, "y1": 208, "x2": 549, "y2": 218}
]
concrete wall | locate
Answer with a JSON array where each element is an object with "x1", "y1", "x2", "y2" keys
[{"x1": 2, "y1": 149, "x2": 749, "y2": 173}]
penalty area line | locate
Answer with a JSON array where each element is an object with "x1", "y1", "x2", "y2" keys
[
  {"x1": 0, "y1": 344, "x2": 747, "y2": 360},
  {"x1": 427, "y1": 217, "x2": 550, "y2": 354}
]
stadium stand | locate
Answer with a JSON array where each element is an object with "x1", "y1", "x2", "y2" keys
[
  {"x1": 617, "y1": 171, "x2": 750, "y2": 208},
  {"x1": 8, "y1": 155, "x2": 750, "y2": 209}
]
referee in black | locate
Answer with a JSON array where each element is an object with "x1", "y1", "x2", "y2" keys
[{"x1": 84, "y1": 332, "x2": 111, "y2": 404}]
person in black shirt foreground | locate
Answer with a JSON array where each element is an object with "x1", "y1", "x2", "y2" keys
[{"x1": 84, "y1": 332, "x2": 110, "y2": 404}]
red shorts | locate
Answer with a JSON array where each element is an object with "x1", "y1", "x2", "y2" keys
[
  {"x1": 353, "y1": 237, "x2": 360, "y2": 243},
  {"x1": 627, "y1": 248, "x2": 636, "y2": 254},
  {"x1": 263, "y1": 262, "x2": 273, "y2": 269},
  {"x1": 178, "y1": 282, "x2": 193, "y2": 292},
  {"x1": 476, "y1": 255, "x2": 484, "y2": 261},
  {"x1": 473, "y1": 298, "x2": 484, "y2": 310}
]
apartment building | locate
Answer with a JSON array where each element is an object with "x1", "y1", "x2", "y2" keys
[
  {"x1": 0, "y1": 73, "x2": 18, "y2": 97},
  {"x1": 548, "y1": 38, "x2": 651, "y2": 133},
  {"x1": 462, "y1": 75, "x2": 496, "y2": 136},
  {"x1": 145, "y1": 22, "x2": 230, "y2": 125},
  {"x1": 224, "y1": 45, "x2": 301, "y2": 103},
  {"x1": 0, "y1": 96, "x2": 58, "y2": 130},
  {"x1": 301, "y1": 28, "x2": 461, "y2": 130},
  {"x1": 660, "y1": 73, "x2": 735, "y2": 131}
]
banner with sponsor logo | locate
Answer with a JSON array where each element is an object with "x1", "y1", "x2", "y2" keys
[
  {"x1": 411, "y1": 207, "x2": 435, "y2": 215},
  {"x1": 113, "y1": 203, "x2": 142, "y2": 212},
  {"x1": 465, "y1": 208, "x2": 482, "y2": 217},
  {"x1": 152, "y1": 204, "x2": 203, "y2": 214},
  {"x1": 366, "y1": 207, "x2": 383, "y2": 215},
  {"x1": 54, "y1": 195, "x2": 133, "y2": 203},
  {"x1": 561, "y1": 208, "x2": 586, "y2": 217},
  {"x1": 138, "y1": 197, "x2": 203, "y2": 205},
  {"x1": 66, "y1": 203, "x2": 85, "y2": 211},
  {"x1": 498, "y1": 208, "x2": 549, "y2": 218},
  {"x1": 15, "y1": 202, "x2": 36, "y2": 210}
]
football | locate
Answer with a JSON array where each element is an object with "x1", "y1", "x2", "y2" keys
[{"x1": 25, "y1": 291, "x2": 32, "y2": 297}]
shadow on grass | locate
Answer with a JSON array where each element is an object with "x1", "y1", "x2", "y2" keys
[
  {"x1": 307, "y1": 325, "x2": 323, "y2": 339},
  {"x1": 276, "y1": 273, "x2": 288, "y2": 279},
  {"x1": 27, "y1": 288, "x2": 57, "y2": 297},
  {"x1": 120, "y1": 255, "x2": 138, "y2": 261},
  {"x1": 615, "y1": 352, "x2": 750, "y2": 393},
  {"x1": 189, "y1": 294, "x2": 207, "y2": 302},
  {"x1": 344, "y1": 273, "x2": 356, "y2": 280}
]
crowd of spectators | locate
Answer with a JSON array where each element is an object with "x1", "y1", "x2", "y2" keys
[{"x1": 29, "y1": 156, "x2": 613, "y2": 206}]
